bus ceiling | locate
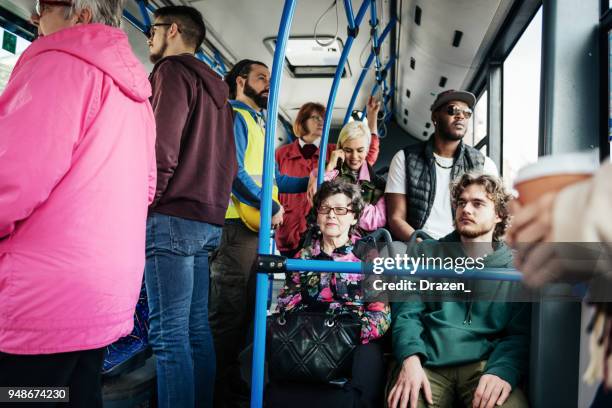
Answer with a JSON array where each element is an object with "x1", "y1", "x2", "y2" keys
[{"x1": 1, "y1": 0, "x2": 537, "y2": 139}]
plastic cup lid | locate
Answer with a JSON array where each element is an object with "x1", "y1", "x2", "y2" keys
[{"x1": 514, "y1": 150, "x2": 599, "y2": 185}]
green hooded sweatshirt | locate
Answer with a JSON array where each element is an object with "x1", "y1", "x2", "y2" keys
[{"x1": 391, "y1": 231, "x2": 530, "y2": 388}]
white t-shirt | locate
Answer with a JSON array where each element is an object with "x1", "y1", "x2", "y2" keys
[{"x1": 385, "y1": 149, "x2": 499, "y2": 239}]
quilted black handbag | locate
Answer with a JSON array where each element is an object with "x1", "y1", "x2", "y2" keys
[{"x1": 266, "y1": 309, "x2": 361, "y2": 384}]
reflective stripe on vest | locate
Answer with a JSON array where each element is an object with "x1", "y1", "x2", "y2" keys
[{"x1": 225, "y1": 107, "x2": 267, "y2": 219}]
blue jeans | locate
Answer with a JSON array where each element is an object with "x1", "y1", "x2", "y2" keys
[{"x1": 145, "y1": 213, "x2": 221, "y2": 408}]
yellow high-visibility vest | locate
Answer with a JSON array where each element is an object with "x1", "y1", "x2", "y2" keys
[{"x1": 226, "y1": 107, "x2": 279, "y2": 231}]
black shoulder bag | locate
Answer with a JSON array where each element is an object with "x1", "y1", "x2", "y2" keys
[{"x1": 266, "y1": 276, "x2": 362, "y2": 384}]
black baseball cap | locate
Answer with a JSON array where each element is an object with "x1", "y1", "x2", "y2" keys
[{"x1": 430, "y1": 89, "x2": 476, "y2": 112}]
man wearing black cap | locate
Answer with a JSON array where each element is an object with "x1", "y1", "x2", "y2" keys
[{"x1": 385, "y1": 90, "x2": 498, "y2": 241}]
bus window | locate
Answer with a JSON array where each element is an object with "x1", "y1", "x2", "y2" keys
[
  {"x1": 465, "y1": 90, "x2": 488, "y2": 151},
  {"x1": 502, "y1": 7, "x2": 542, "y2": 190},
  {"x1": 0, "y1": 27, "x2": 31, "y2": 94},
  {"x1": 608, "y1": 28, "x2": 612, "y2": 153},
  {"x1": 0, "y1": 27, "x2": 30, "y2": 94}
]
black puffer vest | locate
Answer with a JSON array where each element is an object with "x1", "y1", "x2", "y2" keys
[{"x1": 403, "y1": 138, "x2": 485, "y2": 230}]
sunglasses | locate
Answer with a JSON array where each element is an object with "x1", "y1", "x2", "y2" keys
[
  {"x1": 146, "y1": 23, "x2": 181, "y2": 39},
  {"x1": 35, "y1": 0, "x2": 73, "y2": 16},
  {"x1": 317, "y1": 206, "x2": 353, "y2": 215},
  {"x1": 445, "y1": 105, "x2": 473, "y2": 119}
]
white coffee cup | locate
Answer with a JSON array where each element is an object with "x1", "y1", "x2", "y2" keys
[{"x1": 514, "y1": 151, "x2": 599, "y2": 205}]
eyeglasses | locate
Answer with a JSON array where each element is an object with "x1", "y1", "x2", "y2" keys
[
  {"x1": 445, "y1": 105, "x2": 473, "y2": 119},
  {"x1": 308, "y1": 115, "x2": 324, "y2": 123},
  {"x1": 146, "y1": 23, "x2": 181, "y2": 39},
  {"x1": 35, "y1": 0, "x2": 73, "y2": 16},
  {"x1": 317, "y1": 206, "x2": 353, "y2": 215}
]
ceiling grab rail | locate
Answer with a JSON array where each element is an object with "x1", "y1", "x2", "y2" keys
[
  {"x1": 361, "y1": 55, "x2": 396, "y2": 120},
  {"x1": 343, "y1": 16, "x2": 397, "y2": 125},
  {"x1": 316, "y1": 0, "x2": 371, "y2": 187},
  {"x1": 195, "y1": 50, "x2": 225, "y2": 76},
  {"x1": 136, "y1": 0, "x2": 151, "y2": 27},
  {"x1": 213, "y1": 49, "x2": 227, "y2": 74},
  {"x1": 250, "y1": 1, "x2": 297, "y2": 407},
  {"x1": 369, "y1": 0, "x2": 386, "y2": 96},
  {"x1": 121, "y1": 0, "x2": 150, "y2": 33},
  {"x1": 122, "y1": 9, "x2": 148, "y2": 33}
]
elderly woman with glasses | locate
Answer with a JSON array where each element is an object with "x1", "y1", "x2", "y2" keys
[
  {"x1": 267, "y1": 179, "x2": 390, "y2": 407},
  {"x1": 275, "y1": 97, "x2": 382, "y2": 257}
]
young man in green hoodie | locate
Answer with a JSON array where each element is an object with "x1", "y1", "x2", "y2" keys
[{"x1": 387, "y1": 173, "x2": 529, "y2": 408}]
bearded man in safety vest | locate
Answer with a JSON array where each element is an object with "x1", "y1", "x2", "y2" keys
[{"x1": 210, "y1": 59, "x2": 309, "y2": 407}]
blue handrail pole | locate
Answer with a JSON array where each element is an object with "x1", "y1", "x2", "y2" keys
[
  {"x1": 343, "y1": 17, "x2": 397, "y2": 124},
  {"x1": 379, "y1": 56, "x2": 396, "y2": 111},
  {"x1": 361, "y1": 56, "x2": 396, "y2": 118},
  {"x1": 145, "y1": 2, "x2": 156, "y2": 14},
  {"x1": 122, "y1": 10, "x2": 148, "y2": 33},
  {"x1": 369, "y1": 0, "x2": 383, "y2": 85},
  {"x1": 195, "y1": 51, "x2": 225, "y2": 77},
  {"x1": 136, "y1": 0, "x2": 151, "y2": 27},
  {"x1": 344, "y1": 53, "x2": 375, "y2": 124},
  {"x1": 383, "y1": 88, "x2": 394, "y2": 124},
  {"x1": 214, "y1": 49, "x2": 228, "y2": 74},
  {"x1": 317, "y1": 0, "x2": 371, "y2": 186},
  {"x1": 251, "y1": 1, "x2": 297, "y2": 407},
  {"x1": 373, "y1": 19, "x2": 396, "y2": 109}
]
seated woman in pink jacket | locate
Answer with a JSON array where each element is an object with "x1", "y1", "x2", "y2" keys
[
  {"x1": 268, "y1": 179, "x2": 390, "y2": 407},
  {"x1": 316, "y1": 120, "x2": 387, "y2": 235}
]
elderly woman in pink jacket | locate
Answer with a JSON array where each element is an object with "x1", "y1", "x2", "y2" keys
[
  {"x1": 311, "y1": 120, "x2": 387, "y2": 236},
  {"x1": 0, "y1": 0, "x2": 156, "y2": 405}
]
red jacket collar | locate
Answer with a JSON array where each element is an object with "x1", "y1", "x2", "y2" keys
[{"x1": 282, "y1": 139, "x2": 337, "y2": 161}]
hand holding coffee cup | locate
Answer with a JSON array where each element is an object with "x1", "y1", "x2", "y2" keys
[
  {"x1": 513, "y1": 151, "x2": 597, "y2": 206},
  {"x1": 507, "y1": 151, "x2": 599, "y2": 286}
]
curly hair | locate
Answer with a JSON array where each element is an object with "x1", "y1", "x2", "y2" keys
[
  {"x1": 308, "y1": 179, "x2": 365, "y2": 234},
  {"x1": 450, "y1": 173, "x2": 511, "y2": 241}
]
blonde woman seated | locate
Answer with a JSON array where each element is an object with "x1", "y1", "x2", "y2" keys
[{"x1": 267, "y1": 179, "x2": 391, "y2": 407}]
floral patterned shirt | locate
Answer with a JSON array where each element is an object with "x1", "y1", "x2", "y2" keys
[{"x1": 276, "y1": 240, "x2": 391, "y2": 344}]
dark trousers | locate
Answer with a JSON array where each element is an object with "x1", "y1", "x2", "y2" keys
[
  {"x1": 0, "y1": 347, "x2": 105, "y2": 408},
  {"x1": 265, "y1": 342, "x2": 386, "y2": 408},
  {"x1": 209, "y1": 221, "x2": 259, "y2": 407}
]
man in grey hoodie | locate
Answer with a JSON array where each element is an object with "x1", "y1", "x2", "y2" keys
[{"x1": 146, "y1": 6, "x2": 237, "y2": 408}]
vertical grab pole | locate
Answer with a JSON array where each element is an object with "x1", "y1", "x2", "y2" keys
[
  {"x1": 136, "y1": 0, "x2": 151, "y2": 27},
  {"x1": 343, "y1": 17, "x2": 396, "y2": 124},
  {"x1": 317, "y1": 0, "x2": 371, "y2": 186},
  {"x1": 369, "y1": 0, "x2": 383, "y2": 91},
  {"x1": 250, "y1": 1, "x2": 296, "y2": 407},
  {"x1": 361, "y1": 56, "x2": 396, "y2": 118}
]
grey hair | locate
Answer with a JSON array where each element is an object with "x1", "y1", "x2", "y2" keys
[{"x1": 64, "y1": 0, "x2": 126, "y2": 28}]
